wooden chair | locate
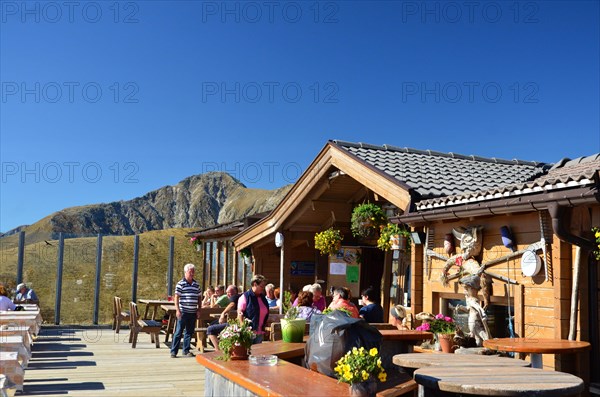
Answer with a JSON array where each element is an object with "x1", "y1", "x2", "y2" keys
[
  {"x1": 129, "y1": 302, "x2": 162, "y2": 348},
  {"x1": 113, "y1": 296, "x2": 130, "y2": 334}
]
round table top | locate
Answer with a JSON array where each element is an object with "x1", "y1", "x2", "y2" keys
[
  {"x1": 483, "y1": 338, "x2": 591, "y2": 354},
  {"x1": 393, "y1": 352, "x2": 530, "y2": 369},
  {"x1": 414, "y1": 366, "x2": 584, "y2": 396}
]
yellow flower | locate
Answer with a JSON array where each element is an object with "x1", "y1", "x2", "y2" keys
[
  {"x1": 344, "y1": 364, "x2": 351, "y2": 373},
  {"x1": 352, "y1": 347, "x2": 358, "y2": 355},
  {"x1": 378, "y1": 371, "x2": 387, "y2": 382},
  {"x1": 369, "y1": 347, "x2": 378, "y2": 356},
  {"x1": 344, "y1": 372, "x2": 353, "y2": 381},
  {"x1": 362, "y1": 370, "x2": 369, "y2": 381}
]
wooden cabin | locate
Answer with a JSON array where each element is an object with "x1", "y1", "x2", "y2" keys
[{"x1": 193, "y1": 140, "x2": 598, "y2": 388}]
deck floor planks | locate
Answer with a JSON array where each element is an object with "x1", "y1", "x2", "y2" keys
[{"x1": 23, "y1": 326, "x2": 205, "y2": 396}]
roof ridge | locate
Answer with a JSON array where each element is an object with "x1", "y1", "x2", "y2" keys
[{"x1": 332, "y1": 140, "x2": 549, "y2": 167}]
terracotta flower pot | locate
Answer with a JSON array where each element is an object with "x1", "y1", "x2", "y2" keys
[
  {"x1": 230, "y1": 343, "x2": 249, "y2": 360},
  {"x1": 437, "y1": 333, "x2": 455, "y2": 353}
]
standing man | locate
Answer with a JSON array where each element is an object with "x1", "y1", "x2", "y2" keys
[{"x1": 170, "y1": 263, "x2": 201, "y2": 358}]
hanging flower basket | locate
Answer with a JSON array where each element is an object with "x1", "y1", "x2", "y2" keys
[
  {"x1": 240, "y1": 247, "x2": 253, "y2": 265},
  {"x1": 377, "y1": 223, "x2": 411, "y2": 254},
  {"x1": 189, "y1": 237, "x2": 202, "y2": 252},
  {"x1": 314, "y1": 228, "x2": 343, "y2": 256},
  {"x1": 351, "y1": 203, "x2": 387, "y2": 238}
]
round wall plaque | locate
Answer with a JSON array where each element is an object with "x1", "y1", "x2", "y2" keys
[{"x1": 521, "y1": 250, "x2": 541, "y2": 277}]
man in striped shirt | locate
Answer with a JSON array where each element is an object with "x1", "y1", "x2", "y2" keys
[{"x1": 170, "y1": 263, "x2": 201, "y2": 358}]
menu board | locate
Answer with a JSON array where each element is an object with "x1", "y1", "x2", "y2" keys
[{"x1": 328, "y1": 247, "x2": 361, "y2": 298}]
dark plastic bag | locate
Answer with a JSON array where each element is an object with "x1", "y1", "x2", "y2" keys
[{"x1": 304, "y1": 310, "x2": 382, "y2": 378}]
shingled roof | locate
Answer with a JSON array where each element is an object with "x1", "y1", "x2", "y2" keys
[
  {"x1": 332, "y1": 140, "x2": 551, "y2": 201},
  {"x1": 414, "y1": 153, "x2": 600, "y2": 211}
]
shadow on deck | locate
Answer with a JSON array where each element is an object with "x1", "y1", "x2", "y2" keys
[{"x1": 23, "y1": 325, "x2": 205, "y2": 396}]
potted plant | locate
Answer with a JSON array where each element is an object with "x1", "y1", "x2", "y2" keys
[
  {"x1": 189, "y1": 236, "x2": 202, "y2": 252},
  {"x1": 217, "y1": 318, "x2": 255, "y2": 360},
  {"x1": 334, "y1": 346, "x2": 387, "y2": 397},
  {"x1": 280, "y1": 305, "x2": 306, "y2": 343},
  {"x1": 351, "y1": 203, "x2": 387, "y2": 238},
  {"x1": 239, "y1": 247, "x2": 253, "y2": 265},
  {"x1": 415, "y1": 313, "x2": 457, "y2": 353},
  {"x1": 377, "y1": 223, "x2": 412, "y2": 253},
  {"x1": 314, "y1": 228, "x2": 343, "y2": 256}
]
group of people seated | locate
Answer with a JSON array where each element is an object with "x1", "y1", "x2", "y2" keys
[
  {"x1": 197, "y1": 277, "x2": 412, "y2": 353},
  {"x1": 0, "y1": 282, "x2": 39, "y2": 311}
]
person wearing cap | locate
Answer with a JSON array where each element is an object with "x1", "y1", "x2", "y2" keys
[
  {"x1": 390, "y1": 304, "x2": 410, "y2": 330},
  {"x1": 14, "y1": 283, "x2": 39, "y2": 305}
]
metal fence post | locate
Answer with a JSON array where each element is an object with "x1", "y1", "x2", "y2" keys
[
  {"x1": 93, "y1": 234, "x2": 103, "y2": 325},
  {"x1": 131, "y1": 235, "x2": 139, "y2": 303},
  {"x1": 167, "y1": 236, "x2": 174, "y2": 297},
  {"x1": 16, "y1": 231, "x2": 25, "y2": 284},
  {"x1": 54, "y1": 233, "x2": 64, "y2": 325}
]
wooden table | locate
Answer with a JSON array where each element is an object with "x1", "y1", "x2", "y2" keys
[
  {"x1": 138, "y1": 299, "x2": 172, "y2": 320},
  {"x1": 0, "y1": 336, "x2": 30, "y2": 367},
  {"x1": 483, "y1": 338, "x2": 591, "y2": 369},
  {"x1": 393, "y1": 353, "x2": 530, "y2": 373},
  {"x1": 414, "y1": 366, "x2": 584, "y2": 396},
  {"x1": 0, "y1": 326, "x2": 33, "y2": 350},
  {"x1": 0, "y1": 352, "x2": 24, "y2": 393},
  {"x1": 0, "y1": 314, "x2": 41, "y2": 335},
  {"x1": 249, "y1": 337, "x2": 308, "y2": 360},
  {"x1": 196, "y1": 349, "x2": 348, "y2": 397}
]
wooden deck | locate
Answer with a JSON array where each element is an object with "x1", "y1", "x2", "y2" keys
[{"x1": 23, "y1": 326, "x2": 205, "y2": 396}]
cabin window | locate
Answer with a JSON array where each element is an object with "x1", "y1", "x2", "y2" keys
[{"x1": 443, "y1": 298, "x2": 515, "y2": 339}]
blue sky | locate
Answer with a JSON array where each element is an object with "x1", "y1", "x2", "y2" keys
[{"x1": 1, "y1": 0, "x2": 599, "y2": 232}]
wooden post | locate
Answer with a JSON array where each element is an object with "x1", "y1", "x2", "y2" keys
[{"x1": 93, "y1": 234, "x2": 103, "y2": 325}]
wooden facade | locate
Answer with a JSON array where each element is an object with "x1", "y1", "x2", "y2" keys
[{"x1": 192, "y1": 141, "x2": 599, "y2": 390}]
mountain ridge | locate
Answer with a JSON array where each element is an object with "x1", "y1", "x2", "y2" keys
[{"x1": 1, "y1": 172, "x2": 291, "y2": 243}]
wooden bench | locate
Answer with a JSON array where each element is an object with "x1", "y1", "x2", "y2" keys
[{"x1": 193, "y1": 307, "x2": 233, "y2": 353}]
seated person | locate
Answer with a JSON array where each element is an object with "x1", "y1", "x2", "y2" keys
[
  {"x1": 310, "y1": 283, "x2": 326, "y2": 311},
  {"x1": 296, "y1": 291, "x2": 321, "y2": 322},
  {"x1": 265, "y1": 283, "x2": 278, "y2": 307},
  {"x1": 0, "y1": 285, "x2": 16, "y2": 311},
  {"x1": 211, "y1": 285, "x2": 229, "y2": 308},
  {"x1": 358, "y1": 286, "x2": 384, "y2": 323},
  {"x1": 15, "y1": 283, "x2": 39, "y2": 305},
  {"x1": 206, "y1": 285, "x2": 241, "y2": 351},
  {"x1": 201, "y1": 286, "x2": 215, "y2": 308},
  {"x1": 328, "y1": 287, "x2": 359, "y2": 318},
  {"x1": 390, "y1": 304, "x2": 410, "y2": 330}
]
